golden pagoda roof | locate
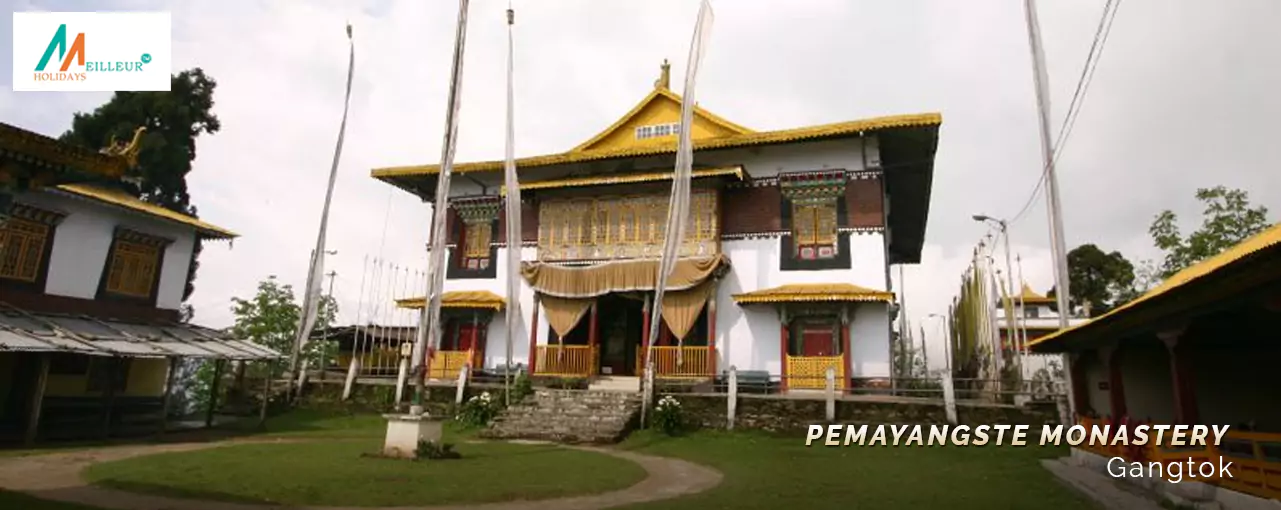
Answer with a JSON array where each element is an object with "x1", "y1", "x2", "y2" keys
[
  {"x1": 396, "y1": 290, "x2": 505, "y2": 311},
  {"x1": 371, "y1": 60, "x2": 940, "y2": 181},
  {"x1": 0, "y1": 121, "x2": 137, "y2": 181},
  {"x1": 54, "y1": 183, "x2": 238, "y2": 240},
  {"x1": 1005, "y1": 283, "x2": 1055, "y2": 305},
  {"x1": 732, "y1": 283, "x2": 894, "y2": 305},
  {"x1": 1029, "y1": 221, "x2": 1281, "y2": 350}
]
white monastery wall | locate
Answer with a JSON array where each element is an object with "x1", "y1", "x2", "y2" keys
[
  {"x1": 17, "y1": 190, "x2": 198, "y2": 311},
  {"x1": 1117, "y1": 340, "x2": 1176, "y2": 423},
  {"x1": 1081, "y1": 352, "x2": 1111, "y2": 416}
]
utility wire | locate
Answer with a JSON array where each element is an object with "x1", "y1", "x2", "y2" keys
[{"x1": 1009, "y1": 0, "x2": 1123, "y2": 225}]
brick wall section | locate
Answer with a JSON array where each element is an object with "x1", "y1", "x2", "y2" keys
[
  {"x1": 722, "y1": 186, "x2": 782, "y2": 234},
  {"x1": 846, "y1": 176, "x2": 884, "y2": 228},
  {"x1": 672, "y1": 393, "x2": 1060, "y2": 433}
]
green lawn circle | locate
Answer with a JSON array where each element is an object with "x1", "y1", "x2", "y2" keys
[{"x1": 83, "y1": 440, "x2": 648, "y2": 507}]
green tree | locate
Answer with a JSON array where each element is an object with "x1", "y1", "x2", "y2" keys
[
  {"x1": 59, "y1": 69, "x2": 221, "y2": 312},
  {"x1": 1046, "y1": 244, "x2": 1136, "y2": 317},
  {"x1": 1149, "y1": 186, "x2": 1270, "y2": 278}
]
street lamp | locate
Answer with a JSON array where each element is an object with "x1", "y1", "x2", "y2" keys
[{"x1": 972, "y1": 214, "x2": 1023, "y2": 377}]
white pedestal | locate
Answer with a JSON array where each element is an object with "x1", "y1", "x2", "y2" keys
[{"x1": 382, "y1": 413, "x2": 443, "y2": 459}]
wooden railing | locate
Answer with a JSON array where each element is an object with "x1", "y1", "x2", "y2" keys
[
  {"x1": 1077, "y1": 417, "x2": 1281, "y2": 501},
  {"x1": 636, "y1": 346, "x2": 713, "y2": 379},
  {"x1": 534, "y1": 345, "x2": 597, "y2": 377},
  {"x1": 1217, "y1": 431, "x2": 1281, "y2": 501},
  {"x1": 426, "y1": 350, "x2": 477, "y2": 380},
  {"x1": 785, "y1": 355, "x2": 846, "y2": 390}
]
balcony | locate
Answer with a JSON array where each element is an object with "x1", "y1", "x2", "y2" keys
[
  {"x1": 635, "y1": 346, "x2": 714, "y2": 379},
  {"x1": 1076, "y1": 416, "x2": 1281, "y2": 501},
  {"x1": 532, "y1": 345, "x2": 598, "y2": 378}
]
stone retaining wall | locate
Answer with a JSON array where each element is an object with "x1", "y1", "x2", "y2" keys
[{"x1": 673, "y1": 393, "x2": 1059, "y2": 433}]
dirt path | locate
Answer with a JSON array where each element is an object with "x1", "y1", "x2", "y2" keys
[{"x1": 0, "y1": 438, "x2": 722, "y2": 510}]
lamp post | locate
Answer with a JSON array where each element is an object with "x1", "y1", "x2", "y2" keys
[{"x1": 971, "y1": 215, "x2": 1022, "y2": 378}]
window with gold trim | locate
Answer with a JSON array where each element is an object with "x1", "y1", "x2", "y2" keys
[
  {"x1": 105, "y1": 239, "x2": 161, "y2": 298},
  {"x1": 792, "y1": 200, "x2": 839, "y2": 260},
  {"x1": 537, "y1": 190, "x2": 718, "y2": 261},
  {"x1": 461, "y1": 220, "x2": 492, "y2": 270},
  {"x1": 0, "y1": 218, "x2": 50, "y2": 282}
]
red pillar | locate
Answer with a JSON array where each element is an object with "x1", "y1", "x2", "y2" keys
[
  {"x1": 1160, "y1": 331, "x2": 1199, "y2": 425},
  {"x1": 469, "y1": 312, "x2": 481, "y2": 369},
  {"x1": 640, "y1": 295, "x2": 651, "y2": 373},
  {"x1": 841, "y1": 313, "x2": 851, "y2": 391},
  {"x1": 1104, "y1": 346, "x2": 1127, "y2": 420},
  {"x1": 779, "y1": 310, "x2": 790, "y2": 392},
  {"x1": 528, "y1": 295, "x2": 540, "y2": 374}
]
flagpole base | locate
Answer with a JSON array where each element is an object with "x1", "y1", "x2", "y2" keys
[{"x1": 382, "y1": 413, "x2": 441, "y2": 459}]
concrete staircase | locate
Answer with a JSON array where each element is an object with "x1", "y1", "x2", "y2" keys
[{"x1": 482, "y1": 388, "x2": 641, "y2": 444}]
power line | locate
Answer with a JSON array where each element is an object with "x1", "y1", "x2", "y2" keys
[{"x1": 1009, "y1": 0, "x2": 1123, "y2": 225}]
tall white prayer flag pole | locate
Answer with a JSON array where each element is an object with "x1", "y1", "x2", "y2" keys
[
  {"x1": 642, "y1": 0, "x2": 714, "y2": 426},
  {"x1": 412, "y1": 0, "x2": 472, "y2": 414},
  {"x1": 502, "y1": 2, "x2": 523, "y2": 407},
  {"x1": 289, "y1": 24, "x2": 356, "y2": 399}
]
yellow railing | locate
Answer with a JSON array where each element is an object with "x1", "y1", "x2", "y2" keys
[
  {"x1": 1216, "y1": 431, "x2": 1281, "y2": 501},
  {"x1": 337, "y1": 348, "x2": 402, "y2": 376},
  {"x1": 535, "y1": 345, "x2": 597, "y2": 377},
  {"x1": 636, "y1": 346, "x2": 713, "y2": 379},
  {"x1": 1077, "y1": 417, "x2": 1281, "y2": 501},
  {"x1": 426, "y1": 350, "x2": 476, "y2": 380},
  {"x1": 785, "y1": 355, "x2": 846, "y2": 390}
]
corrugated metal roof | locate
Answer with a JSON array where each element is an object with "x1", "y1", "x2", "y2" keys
[{"x1": 0, "y1": 306, "x2": 281, "y2": 360}]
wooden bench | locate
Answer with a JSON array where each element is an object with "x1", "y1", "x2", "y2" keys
[{"x1": 718, "y1": 370, "x2": 774, "y2": 394}]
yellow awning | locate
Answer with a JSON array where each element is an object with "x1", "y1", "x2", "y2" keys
[
  {"x1": 54, "y1": 183, "x2": 238, "y2": 240},
  {"x1": 502, "y1": 166, "x2": 744, "y2": 194},
  {"x1": 732, "y1": 283, "x2": 894, "y2": 304},
  {"x1": 1028, "y1": 221, "x2": 1281, "y2": 349},
  {"x1": 396, "y1": 290, "x2": 505, "y2": 311}
]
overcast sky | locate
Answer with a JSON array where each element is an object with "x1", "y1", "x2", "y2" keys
[{"x1": 3, "y1": 0, "x2": 1279, "y2": 369}]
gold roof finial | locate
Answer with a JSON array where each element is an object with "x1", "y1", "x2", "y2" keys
[
  {"x1": 99, "y1": 126, "x2": 147, "y2": 169},
  {"x1": 655, "y1": 59, "x2": 670, "y2": 89}
]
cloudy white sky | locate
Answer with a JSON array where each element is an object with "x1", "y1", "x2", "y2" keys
[{"x1": 3, "y1": 0, "x2": 1279, "y2": 368}]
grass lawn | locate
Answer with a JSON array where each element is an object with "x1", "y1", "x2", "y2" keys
[
  {"x1": 83, "y1": 438, "x2": 648, "y2": 506},
  {"x1": 617, "y1": 430, "x2": 1097, "y2": 510},
  {"x1": 0, "y1": 490, "x2": 103, "y2": 510}
]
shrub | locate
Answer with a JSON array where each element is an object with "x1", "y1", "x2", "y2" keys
[
  {"x1": 416, "y1": 440, "x2": 461, "y2": 460},
  {"x1": 652, "y1": 395, "x2": 683, "y2": 436},
  {"x1": 507, "y1": 370, "x2": 534, "y2": 404},
  {"x1": 455, "y1": 391, "x2": 500, "y2": 428}
]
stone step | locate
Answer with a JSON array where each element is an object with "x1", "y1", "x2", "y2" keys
[{"x1": 485, "y1": 388, "x2": 642, "y2": 444}]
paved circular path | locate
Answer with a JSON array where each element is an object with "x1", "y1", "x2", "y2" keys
[{"x1": 0, "y1": 438, "x2": 721, "y2": 510}]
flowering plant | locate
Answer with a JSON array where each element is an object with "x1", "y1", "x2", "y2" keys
[
  {"x1": 456, "y1": 391, "x2": 500, "y2": 427},
  {"x1": 652, "y1": 395, "x2": 684, "y2": 436}
]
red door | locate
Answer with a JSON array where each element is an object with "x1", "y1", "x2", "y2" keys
[
  {"x1": 457, "y1": 324, "x2": 481, "y2": 351},
  {"x1": 801, "y1": 327, "x2": 835, "y2": 357}
]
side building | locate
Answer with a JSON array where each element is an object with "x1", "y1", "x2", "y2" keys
[
  {"x1": 0, "y1": 122, "x2": 278, "y2": 444},
  {"x1": 372, "y1": 64, "x2": 941, "y2": 392}
]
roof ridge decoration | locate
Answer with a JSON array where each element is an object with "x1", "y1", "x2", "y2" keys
[{"x1": 568, "y1": 85, "x2": 754, "y2": 153}]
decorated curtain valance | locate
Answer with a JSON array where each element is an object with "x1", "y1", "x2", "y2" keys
[
  {"x1": 779, "y1": 170, "x2": 846, "y2": 205},
  {"x1": 660, "y1": 279, "x2": 716, "y2": 341},
  {"x1": 541, "y1": 295, "x2": 595, "y2": 339},
  {"x1": 454, "y1": 195, "x2": 501, "y2": 223},
  {"x1": 521, "y1": 254, "x2": 728, "y2": 299}
]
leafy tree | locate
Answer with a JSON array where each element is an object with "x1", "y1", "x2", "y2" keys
[
  {"x1": 1046, "y1": 244, "x2": 1136, "y2": 317},
  {"x1": 59, "y1": 69, "x2": 221, "y2": 312},
  {"x1": 1149, "y1": 186, "x2": 1270, "y2": 278}
]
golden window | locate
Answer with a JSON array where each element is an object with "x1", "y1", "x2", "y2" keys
[
  {"x1": 105, "y1": 239, "x2": 160, "y2": 298},
  {"x1": 793, "y1": 200, "x2": 838, "y2": 259},
  {"x1": 463, "y1": 221, "x2": 492, "y2": 259},
  {"x1": 0, "y1": 218, "x2": 50, "y2": 282},
  {"x1": 537, "y1": 190, "x2": 719, "y2": 261}
]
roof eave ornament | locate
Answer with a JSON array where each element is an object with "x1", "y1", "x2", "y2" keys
[
  {"x1": 655, "y1": 59, "x2": 671, "y2": 90},
  {"x1": 100, "y1": 126, "x2": 147, "y2": 169}
]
